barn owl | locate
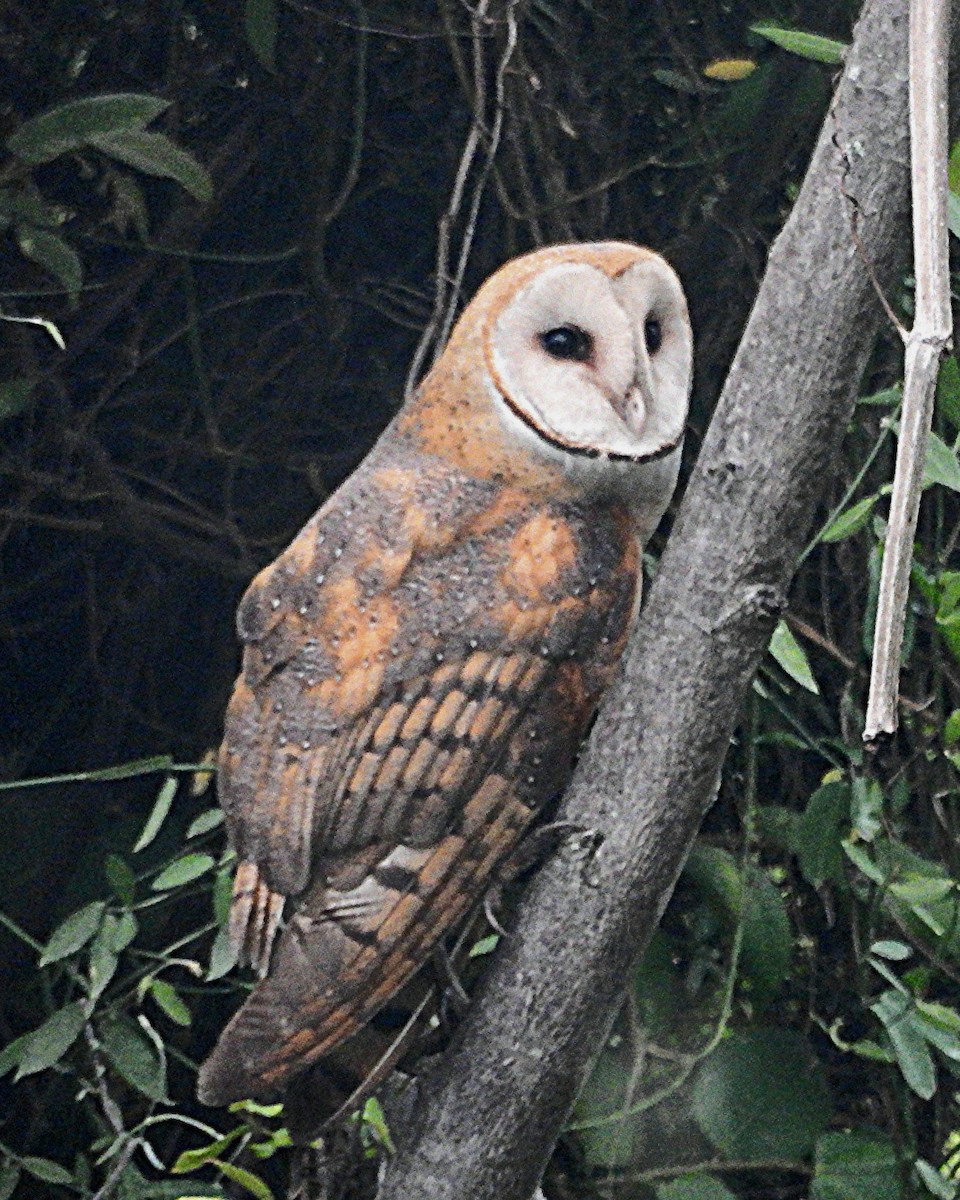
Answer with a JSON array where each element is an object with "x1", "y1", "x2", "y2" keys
[{"x1": 197, "y1": 241, "x2": 693, "y2": 1115}]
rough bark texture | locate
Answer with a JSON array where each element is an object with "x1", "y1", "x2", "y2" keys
[{"x1": 376, "y1": 2, "x2": 935, "y2": 1196}]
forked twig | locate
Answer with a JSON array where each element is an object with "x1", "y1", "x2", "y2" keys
[{"x1": 864, "y1": 0, "x2": 952, "y2": 741}]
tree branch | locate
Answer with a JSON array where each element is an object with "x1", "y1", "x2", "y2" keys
[
  {"x1": 864, "y1": 0, "x2": 953, "y2": 740},
  {"x1": 377, "y1": 2, "x2": 947, "y2": 1197}
]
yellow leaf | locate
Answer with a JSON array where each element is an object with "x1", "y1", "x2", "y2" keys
[{"x1": 703, "y1": 58, "x2": 757, "y2": 82}]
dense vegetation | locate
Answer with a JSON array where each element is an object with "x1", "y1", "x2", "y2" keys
[{"x1": 1, "y1": 2, "x2": 958, "y2": 1198}]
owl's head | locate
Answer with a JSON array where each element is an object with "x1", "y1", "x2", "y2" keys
[{"x1": 402, "y1": 242, "x2": 692, "y2": 527}]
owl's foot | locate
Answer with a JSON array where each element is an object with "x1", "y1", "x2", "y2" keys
[{"x1": 482, "y1": 820, "x2": 597, "y2": 934}]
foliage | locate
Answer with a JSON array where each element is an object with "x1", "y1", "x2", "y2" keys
[{"x1": 2, "y1": 1, "x2": 959, "y2": 1199}]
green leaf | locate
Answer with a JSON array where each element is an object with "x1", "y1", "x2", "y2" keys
[
  {"x1": 105, "y1": 853, "x2": 136, "y2": 905},
  {"x1": 212, "y1": 1160, "x2": 276, "y2": 1200},
  {"x1": 750, "y1": 23, "x2": 847, "y2": 64},
  {"x1": 843, "y1": 840, "x2": 886, "y2": 884},
  {"x1": 362, "y1": 1096, "x2": 396, "y2": 1153},
  {"x1": 937, "y1": 573, "x2": 960, "y2": 625},
  {"x1": 102, "y1": 1168, "x2": 225, "y2": 1199},
  {"x1": 0, "y1": 1161, "x2": 21, "y2": 1200},
  {"x1": 151, "y1": 853, "x2": 215, "y2": 890},
  {"x1": 229, "y1": 1099, "x2": 283, "y2": 1117},
  {"x1": 652, "y1": 67, "x2": 702, "y2": 94},
  {"x1": 40, "y1": 900, "x2": 106, "y2": 965},
  {"x1": 468, "y1": 933, "x2": 500, "y2": 958},
  {"x1": 134, "y1": 774, "x2": 178, "y2": 852},
  {"x1": 7, "y1": 93, "x2": 170, "y2": 163},
  {"x1": 570, "y1": 1045, "x2": 637, "y2": 1167},
  {"x1": 657, "y1": 1177, "x2": 737, "y2": 1200},
  {"x1": 754, "y1": 803, "x2": 799, "y2": 852},
  {"x1": 16, "y1": 226, "x2": 82, "y2": 298},
  {"x1": 172, "y1": 1128, "x2": 245, "y2": 1173},
  {"x1": 0, "y1": 754, "x2": 176, "y2": 792},
  {"x1": 105, "y1": 754, "x2": 180, "y2": 780},
  {"x1": 681, "y1": 845, "x2": 792, "y2": 1007},
  {"x1": 890, "y1": 876, "x2": 954, "y2": 907},
  {"x1": 90, "y1": 130, "x2": 213, "y2": 202},
  {"x1": 94, "y1": 754, "x2": 177, "y2": 780},
  {"x1": 924, "y1": 430, "x2": 960, "y2": 492},
  {"x1": 842, "y1": 1037, "x2": 897, "y2": 1063},
  {"x1": 14, "y1": 1001, "x2": 86, "y2": 1078},
  {"x1": 949, "y1": 192, "x2": 960, "y2": 242},
  {"x1": 99, "y1": 1016, "x2": 169, "y2": 1102},
  {"x1": 944, "y1": 709, "x2": 960, "y2": 748},
  {"x1": 148, "y1": 978, "x2": 191, "y2": 1026},
  {"x1": 692, "y1": 1028, "x2": 831, "y2": 1159},
  {"x1": 739, "y1": 864, "x2": 792, "y2": 1009},
  {"x1": 916, "y1": 1158, "x2": 958, "y2": 1199},
  {"x1": 851, "y1": 775, "x2": 883, "y2": 842},
  {"x1": 812, "y1": 1130, "x2": 903, "y2": 1200},
  {"x1": 911, "y1": 1004, "x2": 960, "y2": 1062},
  {"x1": 870, "y1": 940, "x2": 912, "y2": 961},
  {"x1": 887, "y1": 870, "x2": 954, "y2": 937},
  {"x1": 213, "y1": 866, "x2": 234, "y2": 926},
  {"x1": 207, "y1": 926, "x2": 238, "y2": 981},
  {"x1": 0, "y1": 378, "x2": 35, "y2": 422},
  {"x1": 245, "y1": 0, "x2": 279, "y2": 71},
  {"x1": 187, "y1": 808, "x2": 224, "y2": 839},
  {"x1": 796, "y1": 781, "x2": 850, "y2": 887},
  {"x1": 0, "y1": 1032, "x2": 36, "y2": 1077},
  {"x1": 820, "y1": 494, "x2": 878, "y2": 543},
  {"x1": 915, "y1": 998, "x2": 960, "y2": 1037},
  {"x1": 857, "y1": 386, "x2": 902, "y2": 408},
  {"x1": 871, "y1": 989, "x2": 937, "y2": 1098},
  {"x1": 20, "y1": 1156, "x2": 74, "y2": 1185},
  {"x1": 112, "y1": 911, "x2": 138, "y2": 952},
  {"x1": 88, "y1": 914, "x2": 121, "y2": 1001},
  {"x1": 937, "y1": 357, "x2": 960, "y2": 429},
  {"x1": 769, "y1": 621, "x2": 819, "y2": 693},
  {"x1": 249, "y1": 1127, "x2": 292, "y2": 1159}
]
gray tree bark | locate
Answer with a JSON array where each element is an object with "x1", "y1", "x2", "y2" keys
[{"x1": 376, "y1": 1, "x2": 947, "y2": 1196}]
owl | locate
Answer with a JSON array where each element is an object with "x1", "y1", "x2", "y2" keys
[{"x1": 197, "y1": 241, "x2": 693, "y2": 1115}]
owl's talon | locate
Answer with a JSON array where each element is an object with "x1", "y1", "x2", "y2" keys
[
  {"x1": 494, "y1": 819, "x2": 592, "y2": 890},
  {"x1": 431, "y1": 944, "x2": 471, "y2": 1013},
  {"x1": 483, "y1": 889, "x2": 510, "y2": 938}
]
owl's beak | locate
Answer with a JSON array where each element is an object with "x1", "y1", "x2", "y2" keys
[
  {"x1": 609, "y1": 355, "x2": 656, "y2": 439},
  {"x1": 625, "y1": 339, "x2": 660, "y2": 435},
  {"x1": 613, "y1": 384, "x2": 647, "y2": 438}
]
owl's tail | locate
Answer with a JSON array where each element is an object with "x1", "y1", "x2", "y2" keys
[{"x1": 196, "y1": 774, "x2": 529, "y2": 1111}]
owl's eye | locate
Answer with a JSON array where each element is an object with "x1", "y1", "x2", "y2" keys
[
  {"x1": 538, "y1": 325, "x2": 594, "y2": 362},
  {"x1": 644, "y1": 317, "x2": 663, "y2": 355}
]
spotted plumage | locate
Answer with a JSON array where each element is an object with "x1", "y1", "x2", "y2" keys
[{"x1": 198, "y1": 241, "x2": 692, "y2": 1109}]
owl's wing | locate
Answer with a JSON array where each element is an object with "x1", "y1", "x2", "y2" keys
[
  {"x1": 198, "y1": 464, "x2": 639, "y2": 1105},
  {"x1": 224, "y1": 639, "x2": 564, "y2": 968}
]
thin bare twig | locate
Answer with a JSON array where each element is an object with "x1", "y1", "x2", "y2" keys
[
  {"x1": 864, "y1": 0, "x2": 953, "y2": 741},
  {"x1": 404, "y1": 0, "x2": 519, "y2": 397}
]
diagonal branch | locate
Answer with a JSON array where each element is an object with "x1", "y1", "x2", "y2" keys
[{"x1": 376, "y1": 2, "x2": 958, "y2": 1197}]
